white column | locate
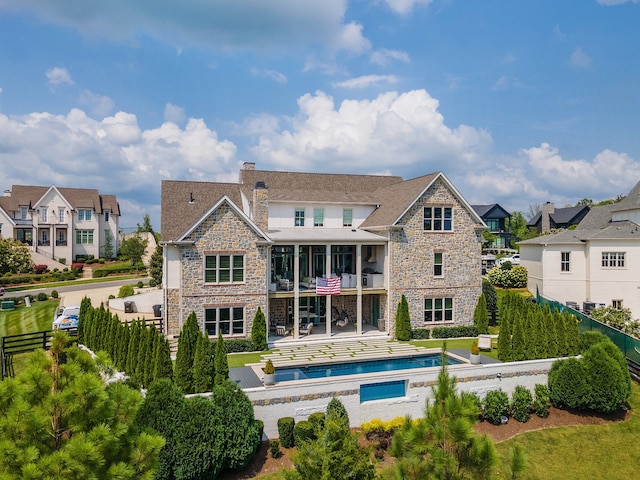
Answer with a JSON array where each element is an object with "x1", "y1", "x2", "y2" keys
[
  {"x1": 356, "y1": 244, "x2": 362, "y2": 335},
  {"x1": 293, "y1": 243, "x2": 300, "y2": 339},
  {"x1": 325, "y1": 243, "x2": 332, "y2": 338}
]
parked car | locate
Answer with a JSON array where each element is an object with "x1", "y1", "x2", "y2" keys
[
  {"x1": 52, "y1": 305, "x2": 80, "y2": 331},
  {"x1": 496, "y1": 253, "x2": 520, "y2": 266},
  {"x1": 0, "y1": 286, "x2": 4, "y2": 296}
]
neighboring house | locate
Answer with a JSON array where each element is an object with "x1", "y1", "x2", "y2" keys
[
  {"x1": 520, "y1": 180, "x2": 640, "y2": 319},
  {"x1": 471, "y1": 204, "x2": 512, "y2": 250},
  {"x1": 0, "y1": 185, "x2": 120, "y2": 264},
  {"x1": 160, "y1": 163, "x2": 486, "y2": 340},
  {"x1": 527, "y1": 202, "x2": 590, "y2": 233}
]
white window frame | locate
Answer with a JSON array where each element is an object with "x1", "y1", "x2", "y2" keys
[
  {"x1": 314, "y1": 208, "x2": 324, "y2": 227},
  {"x1": 433, "y1": 251, "x2": 443, "y2": 277},
  {"x1": 561, "y1": 251, "x2": 570, "y2": 272},
  {"x1": 295, "y1": 208, "x2": 305, "y2": 227},
  {"x1": 343, "y1": 209, "x2": 353, "y2": 227},
  {"x1": 424, "y1": 206, "x2": 453, "y2": 231},
  {"x1": 41, "y1": 208, "x2": 48, "y2": 222},
  {"x1": 424, "y1": 297, "x2": 454, "y2": 323},
  {"x1": 204, "y1": 254, "x2": 245, "y2": 284},
  {"x1": 78, "y1": 209, "x2": 92, "y2": 221},
  {"x1": 58, "y1": 207, "x2": 65, "y2": 223},
  {"x1": 602, "y1": 252, "x2": 625, "y2": 268},
  {"x1": 204, "y1": 306, "x2": 245, "y2": 336},
  {"x1": 75, "y1": 229, "x2": 94, "y2": 244}
]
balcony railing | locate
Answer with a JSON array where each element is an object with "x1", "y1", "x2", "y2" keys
[
  {"x1": 37, "y1": 240, "x2": 51, "y2": 246},
  {"x1": 56, "y1": 240, "x2": 68, "y2": 246}
]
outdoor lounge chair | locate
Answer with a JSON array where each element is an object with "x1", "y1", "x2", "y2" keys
[
  {"x1": 336, "y1": 315, "x2": 349, "y2": 328},
  {"x1": 300, "y1": 322, "x2": 314, "y2": 336}
]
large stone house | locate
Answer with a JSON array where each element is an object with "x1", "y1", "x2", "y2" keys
[
  {"x1": 0, "y1": 185, "x2": 120, "y2": 264},
  {"x1": 160, "y1": 163, "x2": 486, "y2": 340},
  {"x1": 520, "y1": 180, "x2": 640, "y2": 319}
]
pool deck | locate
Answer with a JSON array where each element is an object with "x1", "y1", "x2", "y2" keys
[{"x1": 229, "y1": 339, "x2": 500, "y2": 389}]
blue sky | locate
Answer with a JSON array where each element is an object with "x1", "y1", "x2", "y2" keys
[{"x1": 1, "y1": 0, "x2": 639, "y2": 230}]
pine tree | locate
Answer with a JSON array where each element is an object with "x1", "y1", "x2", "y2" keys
[
  {"x1": 395, "y1": 294, "x2": 412, "y2": 341},
  {"x1": 144, "y1": 326, "x2": 158, "y2": 388},
  {"x1": 77, "y1": 296, "x2": 93, "y2": 344},
  {"x1": 390, "y1": 349, "x2": 498, "y2": 480},
  {"x1": 214, "y1": 330, "x2": 229, "y2": 386},
  {"x1": 523, "y1": 307, "x2": 536, "y2": 359},
  {"x1": 175, "y1": 312, "x2": 200, "y2": 393},
  {"x1": 126, "y1": 321, "x2": 142, "y2": 377},
  {"x1": 251, "y1": 307, "x2": 268, "y2": 351},
  {"x1": 474, "y1": 293, "x2": 489, "y2": 334},
  {"x1": 136, "y1": 325, "x2": 151, "y2": 387},
  {"x1": 497, "y1": 294, "x2": 513, "y2": 362},
  {"x1": 193, "y1": 334, "x2": 215, "y2": 393},
  {"x1": 154, "y1": 336, "x2": 174, "y2": 382},
  {"x1": 556, "y1": 311, "x2": 569, "y2": 357},
  {"x1": 565, "y1": 311, "x2": 582, "y2": 356}
]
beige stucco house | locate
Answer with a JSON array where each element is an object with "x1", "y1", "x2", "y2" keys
[
  {"x1": 520, "y1": 180, "x2": 640, "y2": 319},
  {"x1": 0, "y1": 185, "x2": 120, "y2": 264},
  {"x1": 160, "y1": 163, "x2": 486, "y2": 340}
]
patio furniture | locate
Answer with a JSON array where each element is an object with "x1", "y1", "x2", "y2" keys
[
  {"x1": 300, "y1": 322, "x2": 314, "y2": 336},
  {"x1": 336, "y1": 315, "x2": 349, "y2": 328},
  {"x1": 478, "y1": 334, "x2": 492, "y2": 351},
  {"x1": 276, "y1": 325, "x2": 289, "y2": 336},
  {"x1": 278, "y1": 278, "x2": 293, "y2": 291}
]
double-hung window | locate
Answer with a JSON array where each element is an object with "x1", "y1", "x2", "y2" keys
[
  {"x1": 204, "y1": 306, "x2": 244, "y2": 336},
  {"x1": 41, "y1": 209, "x2": 48, "y2": 222},
  {"x1": 343, "y1": 209, "x2": 353, "y2": 227},
  {"x1": 424, "y1": 206, "x2": 453, "y2": 231},
  {"x1": 75, "y1": 229, "x2": 94, "y2": 244},
  {"x1": 433, "y1": 252, "x2": 443, "y2": 276},
  {"x1": 205, "y1": 254, "x2": 244, "y2": 283},
  {"x1": 561, "y1": 252, "x2": 570, "y2": 272},
  {"x1": 295, "y1": 208, "x2": 305, "y2": 227},
  {"x1": 314, "y1": 208, "x2": 324, "y2": 227},
  {"x1": 602, "y1": 252, "x2": 625, "y2": 268},
  {"x1": 58, "y1": 208, "x2": 65, "y2": 222},
  {"x1": 78, "y1": 209, "x2": 92, "y2": 221},
  {"x1": 425, "y1": 297, "x2": 453, "y2": 322}
]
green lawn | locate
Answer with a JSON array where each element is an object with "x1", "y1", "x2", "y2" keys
[{"x1": 0, "y1": 299, "x2": 59, "y2": 337}]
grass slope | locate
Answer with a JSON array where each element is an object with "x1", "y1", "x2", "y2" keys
[{"x1": 0, "y1": 300, "x2": 59, "y2": 337}]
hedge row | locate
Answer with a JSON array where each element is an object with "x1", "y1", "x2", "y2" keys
[
  {"x1": 93, "y1": 264, "x2": 147, "y2": 278},
  {"x1": 0, "y1": 270, "x2": 79, "y2": 286}
]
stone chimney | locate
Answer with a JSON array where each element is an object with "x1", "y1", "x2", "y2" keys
[
  {"x1": 541, "y1": 202, "x2": 554, "y2": 232},
  {"x1": 3, "y1": 189, "x2": 10, "y2": 197},
  {"x1": 243, "y1": 162, "x2": 256, "y2": 171},
  {"x1": 252, "y1": 181, "x2": 269, "y2": 232}
]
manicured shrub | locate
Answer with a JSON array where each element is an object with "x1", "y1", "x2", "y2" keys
[
  {"x1": 462, "y1": 391, "x2": 483, "y2": 420},
  {"x1": 411, "y1": 328, "x2": 431, "y2": 339},
  {"x1": 224, "y1": 338, "x2": 255, "y2": 353},
  {"x1": 487, "y1": 265, "x2": 527, "y2": 288},
  {"x1": 294, "y1": 420, "x2": 315, "y2": 446},
  {"x1": 431, "y1": 325, "x2": 479, "y2": 338},
  {"x1": 534, "y1": 384, "x2": 550, "y2": 418},
  {"x1": 580, "y1": 330, "x2": 609, "y2": 353},
  {"x1": 36, "y1": 292, "x2": 48, "y2": 301},
  {"x1": 395, "y1": 294, "x2": 411, "y2": 341},
  {"x1": 251, "y1": 307, "x2": 268, "y2": 351},
  {"x1": 308, "y1": 412, "x2": 325, "y2": 433},
  {"x1": 473, "y1": 293, "x2": 489, "y2": 334},
  {"x1": 510, "y1": 385, "x2": 533, "y2": 423},
  {"x1": 270, "y1": 439, "x2": 281, "y2": 459},
  {"x1": 583, "y1": 341, "x2": 631, "y2": 413},
  {"x1": 174, "y1": 312, "x2": 200, "y2": 394},
  {"x1": 137, "y1": 280, "x2": 144, "y2": 288},
  {"x1": 482, "y1": 278, "x2": 498, "y2": 314},
  {"x1": 118, "y1": 284, "x2": 135, "y2": 298},
  {"x1": 326, "y1": 397, "x2": 350, "y2": 427},
  {"x1": 548, "y1": 358, "x2": 591, "y2": 410},
  {"x1": 34, "y1": 264, "x2": 48, "y2": 274},
  {"x1": 483, "y1": 389, "x2": 510, "y2": 425},
  {"x1": 148, "y1": 278, "x2": 157, "y2": 287},
  {"x1": 278, "y1": 417, "x2": 295, "y2": 448},
  {"x1": 51, "y1": 290, "x2": 58, "y2": 299}
]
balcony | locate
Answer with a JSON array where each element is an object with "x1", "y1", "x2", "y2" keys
[
  {"x1": 56, "y1": 240, "x2": 68, "y2": 246},
  {"x1": 37, "y1": 240, "x2": 51, "y2": 246}
]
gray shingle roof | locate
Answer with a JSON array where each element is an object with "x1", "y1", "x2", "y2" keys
[{"x1": 611, "y1": 180, "x2": 640, "y2": 212}]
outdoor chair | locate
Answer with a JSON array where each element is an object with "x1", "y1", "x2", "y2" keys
[{"x1": 300, "y1": 322, "x2": 314, "y2": 336}]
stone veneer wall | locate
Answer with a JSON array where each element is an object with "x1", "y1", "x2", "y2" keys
[
  {"x1": 168, "y1": 202, "x2": 268, "y2": 337},
  {"x1": 388, "y1": 178, "x2": 482, "y2": 337}
]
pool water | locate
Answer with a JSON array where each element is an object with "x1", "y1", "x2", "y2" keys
[{"x1": 274, "y1": 353, "x2": 460, "y2": 383}]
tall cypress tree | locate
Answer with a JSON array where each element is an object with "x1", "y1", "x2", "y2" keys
[
  {"x1": 473, "y1": 293, "x2": 489, "y2": 334},
  {"x1": 214, "y1": 331, "x2": 229, "y2": 386},
  {"x1": 193, "y1": 334, "x2": 215, "y2": 393},
  {"x1": 136, "y1": 325, "x2": 151, "y2": 387},
  {"x1": 565, "y1": 311, "x2": 581, "y2": 355},
  {"x1": 154, "y1": 336, "x2": 174, "y2": 382},
  {"x1": 144, "y1": 326, "x2": 158, "y2": 388},
  {"x1": 511, "y1": 315, "x2": 526, "y2": 361},
  {"x1": 395, "y1": 294, "x2": 412, "y2": 341},
  {"x1": 126, "y1": 321, "x2": 141, "y2": 376},
  {"x1": 555, "y1": 311, "x2": 569, "y2": 357},
  {"x1": 497, "y1": 295, "x2": 513, "y2": 362},
  {"x1": 175, "y1": 312, "x2": 200, "y2": 393},
  {"x1": 251, "y1": 307, "x2": 267, "y2": 351},
  {"x1": 77, "y1": 296, "x2": 93, "y2": 344}
]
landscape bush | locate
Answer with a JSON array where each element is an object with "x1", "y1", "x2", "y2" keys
[
  {"x1": 483, "y1": 389, "x2": 510, "y2": 425},
  {"x1": 486, "y1": 264, "x2": 527, "y2": 288},
  {"x1": 33, "y1": 264, "x2": 48, "y2": 274},
  {"x1": 118, "y1": 284, "x2": 135, "y2": 298},
  {"x1": 510, "y1": 385, "x2": 533, "y2": 423},
  {"x1": 431, "y1": 325, "x2": 479, "y2": 338},
  {"x1": 411, "y1": 328, "x2": 431, "y2": 339},
  {"x1": 270, "y1": 440, "x2": 281, "y2": 459},
  {"x1": 36, "y1": 292, "x2": 48, "y2": 301},
  {"x1": 223, "y1": 338, "x2": 255, "y2": 353},
  {"x1": 294, "y1": 420, "x2": 315, "y2": 446},
  {"x1": 308, "y1": 412, "x2": 325, "y2": 433},
  {"x1": 534, "y1": 383, "x2": 550, "y2": 418},
  {"x1": 137, "y1": 280, "x2": 144, "y2": 288},
  {"x1": 51, "y1": 290, "x2": 58, "y2": 298},
  {"x1": 278, "y1": 417, "x2": 295, "y2": 448}
]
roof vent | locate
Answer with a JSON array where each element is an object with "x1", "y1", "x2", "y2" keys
[{"x1": 189, "y1": 193, "x2": 195, "y2": 204}]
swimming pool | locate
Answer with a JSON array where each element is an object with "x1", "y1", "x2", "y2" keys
[{"x1": 273, "y1": 353, "x2": 461, "y2": 383}]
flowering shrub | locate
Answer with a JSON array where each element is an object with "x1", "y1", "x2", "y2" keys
[
  {"x1": 71, "y1": 263, "x2": 84, "y2": 273},
  {"x1": 33, "y1": 264, "x2": 49, "y2": 274},
  {"x1": 486, "y1": 265, "x2": 527, "y2": 288}
]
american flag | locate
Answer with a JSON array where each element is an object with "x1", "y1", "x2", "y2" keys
[{"x1": 316, "y1": 276, "x2": 341, "y2": 295}]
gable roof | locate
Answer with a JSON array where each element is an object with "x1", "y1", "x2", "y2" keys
[
  {"x1": 471, "y1": 204, "x2": 511, "y2": 219},
  {"x1": 0, "y1": 185, "x2": 120, "y2": 217},
  {"x1": 161, "y1": 180, "x2": 244, "y2": 242},
  {"x1": 611, "y1": 180, "x2": 640, "y2": 213},
  {"x1": 527, "y1": 205, "x2": 589, "y2": 228}
]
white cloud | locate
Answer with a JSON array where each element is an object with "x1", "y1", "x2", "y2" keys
[
  {"x1": 370, "y1": 48, "x2": 410, "y2": 66},
  {"x1": 250, "y1": 67, "x2": 288, "y2": 84},
  {"x1": 0, "y1": 109, "x2": 238, "y2": 227},
  {"x1": 1, "y1": 0, "x2": 368, "y2": 54},
  {"x1": 46, "y1": 66, "x2": 73, "y2": 86},
  {"x1": 78, "y1": 90, "x2": 114, "y2": 117},
  {"x1": 570, "y1": 47, "x2": 591, "y2": 68},
  {"x1": 164, "y1": 103, "x2": 186, "y2": 124},
  {"x1": 251, "y1": 89, "x2": 492, "y2": 175},
  {"x1": 333, "y1": 75, "x2": 399, "y2": 89},
  {"x1": 384, "y1": 0, "x2": 433, "y2": 16}
]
